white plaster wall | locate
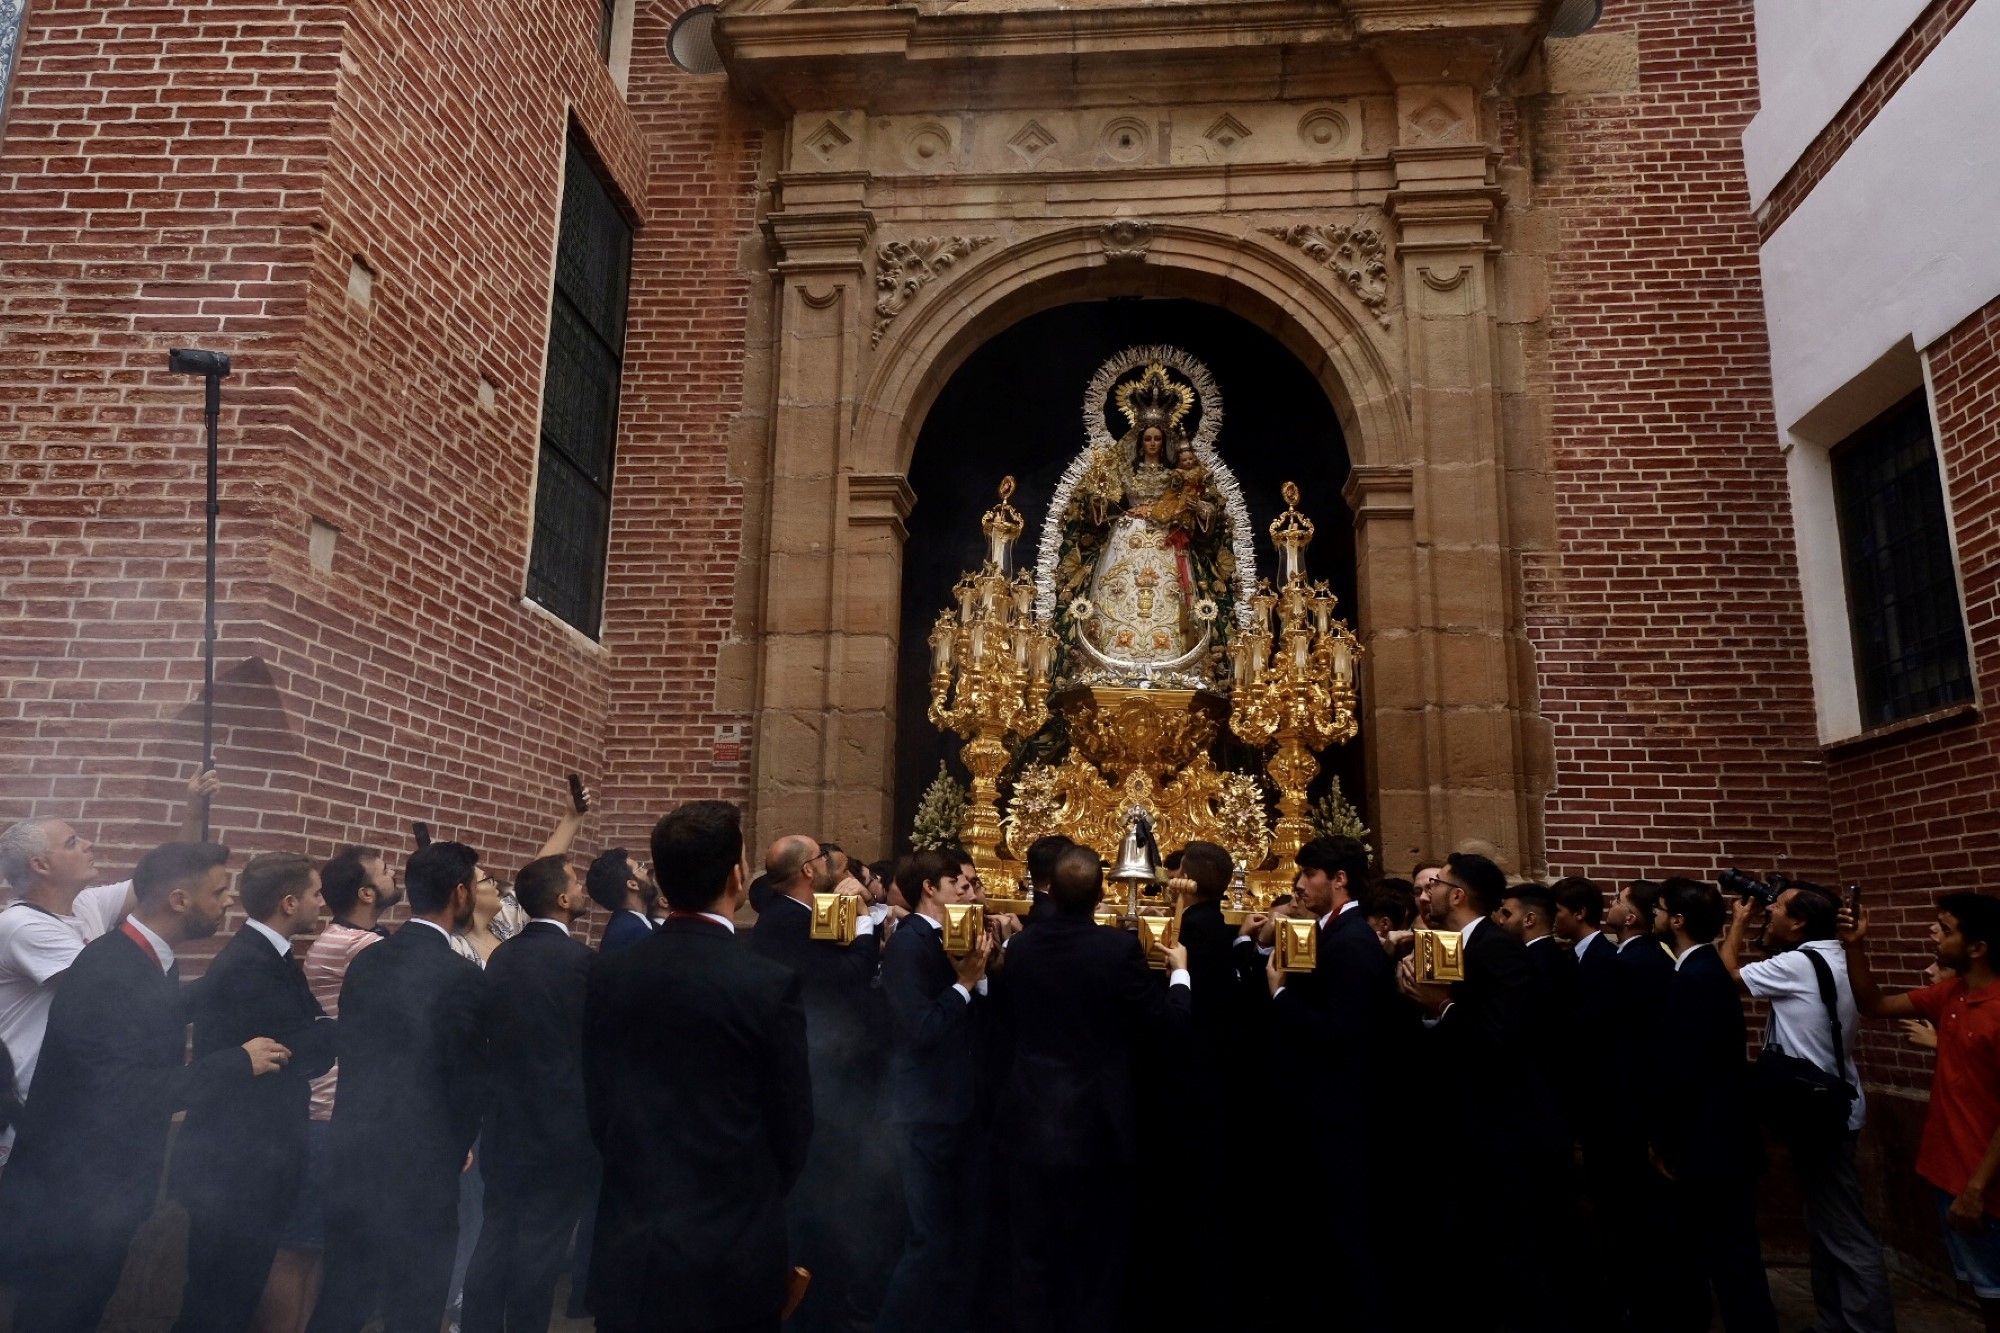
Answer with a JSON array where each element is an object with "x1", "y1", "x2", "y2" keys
[
  {"x1": 1760, "y1": 0, "x2": 2000, "y2": 434},
  {"x1": 1742, "y1": 0, "x2": 1930, "y2": 208},
  {"x1": 1760, "y1": 3, "x2": 2000, "y2": 743}
]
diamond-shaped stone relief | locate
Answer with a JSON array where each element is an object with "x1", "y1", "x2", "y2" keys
[
  {"x1": 1408, "y1": 99, "x2": 1462, "y2": 142},
  {"x1": 1203, "y1": 113, "x2": 1252, "y2": 153},
  {"x1": 1007, "y1": 119, "x2": 1058, "y2": 165},
  {"x1": 803, "y1": 118, "x2": 854, "y2": 164}
]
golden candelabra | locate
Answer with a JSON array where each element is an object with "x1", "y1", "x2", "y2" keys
[
  {"x1": 1226, "y1": 482, "x2": 1361, "y2": 889},
  {"x1": 927, "y1": 478, "x2": 1060, "y2": 880}
]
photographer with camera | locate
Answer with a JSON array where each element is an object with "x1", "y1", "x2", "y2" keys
[{"x1": 1720, "y1": 876, "x2": 1895, "y2": 1333}]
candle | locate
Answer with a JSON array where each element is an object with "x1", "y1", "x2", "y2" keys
[
  {"x1": 929, "y1": 617, "x2": 956, "y2": 674},
  {"x1": 1333, "y1": 639, "x2": 1353, "y2": 683}
]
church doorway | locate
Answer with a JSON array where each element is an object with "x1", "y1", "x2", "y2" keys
[{"x1": 892, "y1": 297, "x2": 1365, "y2": 854}]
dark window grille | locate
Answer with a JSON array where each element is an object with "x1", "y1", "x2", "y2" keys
[
  {"x1": 1833, "y1": 391, "x2": 1972, "y2": 729},
  {"x1": 528, "y1": 134, "x2": 632, "y2": 637},
  {"x1": 599, "y1": 0, "x2": 618, "y2": 60}
]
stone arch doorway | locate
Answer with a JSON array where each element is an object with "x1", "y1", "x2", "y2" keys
[
  {"x1": 892, "y1": 298, "x2": 1365, "y2": 846},
  {"x1": 757, "y1": 219, "x2": 1544, "y2": 875}
]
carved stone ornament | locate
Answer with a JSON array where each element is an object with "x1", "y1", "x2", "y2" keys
[
  {"x1": 1100, "y1": 218, "x2": 1154, "y2": 263},
  {"x1": 1260, "y1": 221, "x2": 1392, "y2": 328},
  {"x1": 871, "y1": 236, "x2": 997, "y2": 347}
]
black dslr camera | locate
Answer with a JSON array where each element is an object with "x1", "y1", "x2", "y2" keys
[{"x1": 1717, "y1": 867, "x2": 1793, "y2": 908}]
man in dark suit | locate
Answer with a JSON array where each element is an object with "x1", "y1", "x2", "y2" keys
[
  {"x1": 310, "y1": 841, "x2": 489, "y2": 1333},
  {"x1": 172, "y1": 852, "x2": 339, "y2": 1333},
  {"x1": 0, "y1": 841, "x2": 290, "y2": 1333},
  {"x1": 1552, "y1": 875, "x2": 1623, "y2": 1315},
  {"x1": 1606, "y1": 877, "x2": 1682, "y2": 1331},
  {"x1": 461, "y1": 853, "x2": 598, "y2": 1333},
  {"x1": 1651, "y1": 878, "x2": 1778, "y2": 1333},
  {"x1": 749, "y1": 832, "x2": 881, "y2": 1332},
  {"x1": 875, "y1": 849, "x2": 992, "y2": 1333},
  {"x1": 1019, "y1": 835, "x2": 1071, "y2": 927},
  {"x1": 1399, "y1": 851, "x2": 1567, "y2": 1331},
  {"x1": 1496, "y1": 881, "x2": 1579, "y2": 1118},
  {"x1": 1258, "y1": 836, "x2": 1412, "y2": 1333},
  {"x1": 997, "y1": 845, "x2": 1189, "y2": 1333},
  {"x1": 588, "y1": 847, "x2": 658, "y2": 956},
  {"x1": 584, "y1": 800, "x2": 811, "y2": 1333}
]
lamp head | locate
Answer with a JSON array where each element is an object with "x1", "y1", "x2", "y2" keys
[{"x1": 167, "y1": 348, "x2": 233, "y2": 377}]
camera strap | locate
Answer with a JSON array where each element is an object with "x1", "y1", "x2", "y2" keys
[{"x1": 1803, "y1": 945, "x2": 1851, "y2": 1091}]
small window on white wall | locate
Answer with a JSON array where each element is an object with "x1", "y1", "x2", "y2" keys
[
  {"x1": 602, "y1": 0, "x2": 636, "y2": 93},
  {"x1": 1831, "y1": 392, "x2": 1973, "y2": 729}
]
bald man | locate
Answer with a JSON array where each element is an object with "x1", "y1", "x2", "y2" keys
[{"x1": 749, "y1": 835, "x2": 882, "y2": 1331}]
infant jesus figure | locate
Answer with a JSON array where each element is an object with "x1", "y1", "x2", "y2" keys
[{"x1": 1148, "y1": 447, "x2": 1213, "y2": 534}]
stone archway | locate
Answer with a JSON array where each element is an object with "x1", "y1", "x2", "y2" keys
[{"x1": 753, "y1": 210, "x2": 1546, "y2": 873}]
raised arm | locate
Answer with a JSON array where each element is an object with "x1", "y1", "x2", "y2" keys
[
  {"x1": 178, "y1": 769, "x2": 220, "y2": 842},
  {"x1": 1839, "y1": 906, "x2": 1919, "y2": 1019},
  {"x1": 1719, "y1": 897, "x2": 1757, "y2": 991}
]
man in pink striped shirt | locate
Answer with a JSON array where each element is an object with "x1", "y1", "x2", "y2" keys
[{"x1": 262, "y1": 845, "x2": 404, "y2": 1330}]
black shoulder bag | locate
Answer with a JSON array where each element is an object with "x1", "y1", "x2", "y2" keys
[{"x1": 1752, "y1": 947, "x2": 1858, "y2": 1145}]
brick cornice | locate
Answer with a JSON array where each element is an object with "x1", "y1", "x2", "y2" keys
[{"x1": 1756, "y1": 0, "x2": 1975, "y2": 242}]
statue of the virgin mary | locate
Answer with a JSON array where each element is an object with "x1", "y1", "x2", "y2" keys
[{"x1": 1038, "y1": 349, "x2": 1255, "y2": 689}]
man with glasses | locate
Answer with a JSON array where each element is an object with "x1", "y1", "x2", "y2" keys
[{"x1": 750, "y1": 835, "x2": 882, "y2": 1332}]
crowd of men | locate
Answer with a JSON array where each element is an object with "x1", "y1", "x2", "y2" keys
[{"x1": 1, "y1": 782, "x2": 1999, "y2": 1333}]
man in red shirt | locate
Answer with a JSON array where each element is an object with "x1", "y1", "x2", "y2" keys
[{"x1": 1844, "y1": 891, "x2": 2000, "y2": 1328}]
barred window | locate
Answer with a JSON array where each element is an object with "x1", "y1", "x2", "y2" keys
[
  {"x1": 1833, "y1": 391, "x2": 1972, "y2": 729},
  {"x1": 599, "y1": 0, "x2": 618, "y2": 60},
  {"x1": 527, "y1": 134, "x2": 631, "y2": 637}
]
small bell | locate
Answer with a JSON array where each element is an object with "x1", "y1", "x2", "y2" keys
[{"x1": 1107, "y1": 810, "x2": 1161, "y2": 891}]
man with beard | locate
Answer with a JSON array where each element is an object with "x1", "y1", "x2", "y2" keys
[
  {"x1": 751, "y1": 834, "x2": 881, "y2": 1332},
  {"x1": 0, "y1": 840, "x2": 290, "y2": 1331},
  {"x1": 1398, "y1": 851, "x2": 1566, "y2": 1331},
  {"x1": 311, "y1": 841, "x2": 489, "y2": 1333},
  {"x1": 588, "y1": 848, "x2": 660, "y2": 956}
]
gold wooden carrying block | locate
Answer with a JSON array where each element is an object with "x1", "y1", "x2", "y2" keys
[
  {"x1": 808, "y1": 893, "x2": 858, "y2": 945},
  {"x1": 1412, "y1": 927, "x2": 1465, "y2": 983},
  {"x1": 1093, "y1": 910, "x2": 1122, "y2": 929},
  {"x1": 1276, "y1": 917, "x2": 1318, "y2": 973},
  {"x1": 1135, "y1": 914, "x2": 1179, "y2": 967},
  {"x1": 941, "y1": 903, "x2": 985, "y2": 957}
]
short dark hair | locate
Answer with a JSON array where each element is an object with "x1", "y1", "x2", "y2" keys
[
  {"x1": 133, "y1": 841, "x2": 230, "y2": 907},
  {"x1": 1270, "y1": 892, "x2": 1293, "y2": 910},
  {"x1": 586, "y1": 848, "x2": 635, "y2": 913},
  {"x1": 1552, "y1": 876, "x2": 1604, "y2": 926},
  {"x1": 1364, "y1": 879, "x2": 1417, "y2": 930},
  {"x1": 1661, "y1": 876, "x2": 1724, "y2": 942},
  {"x1": 1049, "y1": 845, "x2": 1105, "y2": 913},
  {"x1": 1940, "y1": 893, "x2": 2000, "y2": 959},
  {"x1": 652, "y1": 801, "x2": 742, "y2": 913},
  {"x1": 515, "y1": 855, "x2": 571, "y2": 918},
  {"x1": 1506, "y1": 882, "x2": 1557, "y2": 924},
  {"x1": 407, "y1": 842, "x2": 478, "y2": 915},
  {"x1": 239, "y1": 852, "x2": 318, "y2": 922},
  {"x1": 1446, "y1": 851, "x2": 1507, "y2": 915},
  {"x1": 1297, "y1": 836, "x2": 1370, "y2": 897},
  {"x1": 1622, "y1": 878, "x2": 1663, "y2": 924},
  {"x1": 1781, "y1": 883, "x2": 1839, "y2": 941},
  {"x1": 1026, "y1": 835, "x2": 1073, "y2": 889},
  {"x1": 322, "y1": 846, "x2": 382, "y2": 918},
  {"x1": 895, "y1": 849, "x2": 958, "y2": 903},
  {"x1": 944, "y1": 847, "x2": 974, "y2": 870},
  {"x1": 1179, "y1": 841, "x2": 1231, "y2": 901}
]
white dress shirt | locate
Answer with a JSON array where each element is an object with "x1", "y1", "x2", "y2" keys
[
  {"x1": 1572, "y1": 929, "x2": 1601, "y2": 960},
  {"x1": 403, "y1": 917, "x2": 454, "y2": 944},
  {"x1": 243, "y1": 917, "x2": 294, "y2": 957},
  {"x1": 1673, "y1": 940, "x2": 1712, "y2": 971}
]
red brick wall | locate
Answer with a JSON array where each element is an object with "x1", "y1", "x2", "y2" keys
[
  {"x1": 1826, "y1": 294, "x2": 2000, "y2": 1088},
  {"x1": 0, "y1": 0, "x2": 762, "y2": 901},
  {"x1": 1523, "y1": 0, "x2": 1835, "y2": 886}
]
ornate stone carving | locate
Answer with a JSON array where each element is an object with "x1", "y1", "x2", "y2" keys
[
  {"x1": 1260, "y1": 221, "x2": 1392, "y2": 328},
  {"x1": 1099, "y1": 218, "x2": 1154, "y2": 263},
  {"x1": 871, "y1": 236, "x2": 996, "y2": 346}
]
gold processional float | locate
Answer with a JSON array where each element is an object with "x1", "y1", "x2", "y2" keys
[{"x1": 862, "y1": 346, "x2": 1363, "y2": 972}]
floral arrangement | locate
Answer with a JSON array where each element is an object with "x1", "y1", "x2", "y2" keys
[{"x1": 911, "y1": 762, "x2": 969, "y2": 852}]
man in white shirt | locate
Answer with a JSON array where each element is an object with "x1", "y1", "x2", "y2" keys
[
  {"x1": 0, "y1": 771, "x2": 217, "y2": 1166},
  {"x1": 1723, "y1": 885, "x2": 1896, "y2": 1333}
]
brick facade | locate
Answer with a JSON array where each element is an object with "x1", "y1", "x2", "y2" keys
[
  {"x1": 0, "y1": 0, "x2": 756, "y2": 904},
  {"x1": 1523, "y1": 0, "x2": 1836, "y2": 888}
]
